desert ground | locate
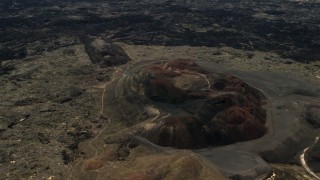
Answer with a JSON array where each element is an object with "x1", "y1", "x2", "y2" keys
[{"x1": 1, "y1": 0, "x2": 320, "y2": 179}]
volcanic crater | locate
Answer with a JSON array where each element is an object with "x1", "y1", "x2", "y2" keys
[
  {"x1": 66, "y1": 57, "x2": 320, "y2": 179},
  {"x1": 102, "y1": 59, "x2": 267, "y2": 149}
]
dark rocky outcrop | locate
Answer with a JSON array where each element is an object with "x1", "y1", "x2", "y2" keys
[
  {"x1": 83, "y1": 36, "x2": 131, "y2": 67},
  {"x1": 306, "y1": 105, "x2": 320, "y2": 128},
  {"x1": 0, "y1": 63, "x2": 15, "y2": 75},
  {"x1": 0, "y1": 47, "x2": 26, "y2": 61}
]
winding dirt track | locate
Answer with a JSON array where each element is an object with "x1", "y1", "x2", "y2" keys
[{"x1": 300, "y1": 137, "x2": 320, "y2": 180}]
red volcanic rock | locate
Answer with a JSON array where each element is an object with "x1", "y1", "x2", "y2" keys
[
  {"x1": 102, "y1": 59, "x2": 267, "y2": 149},
  {"x1": 226, "y1": 107, "x2": 248, "y2": 124},
  {"x1": 142, "y1": 59, "x2": 207, "y2": 77},
  {"x1": 139, "y1": 59, "x2": 267, "y2": 148},
  {"x1": 166, "y1": 59, "x2": 207, "y2": 73},
  {"x1": 211, "y1": 106, "x2": 266, "y2": 144},
  {"x1": 84, "y1": 158, "x2": 104, "y2": 171}
]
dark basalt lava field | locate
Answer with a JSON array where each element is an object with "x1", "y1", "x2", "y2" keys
[
  {"x1": 1, "y1": 0, "x2": 320, "y2": 179},
  {"x1": 1, "y1": 0, "x2": 320, "y2": 62}
]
